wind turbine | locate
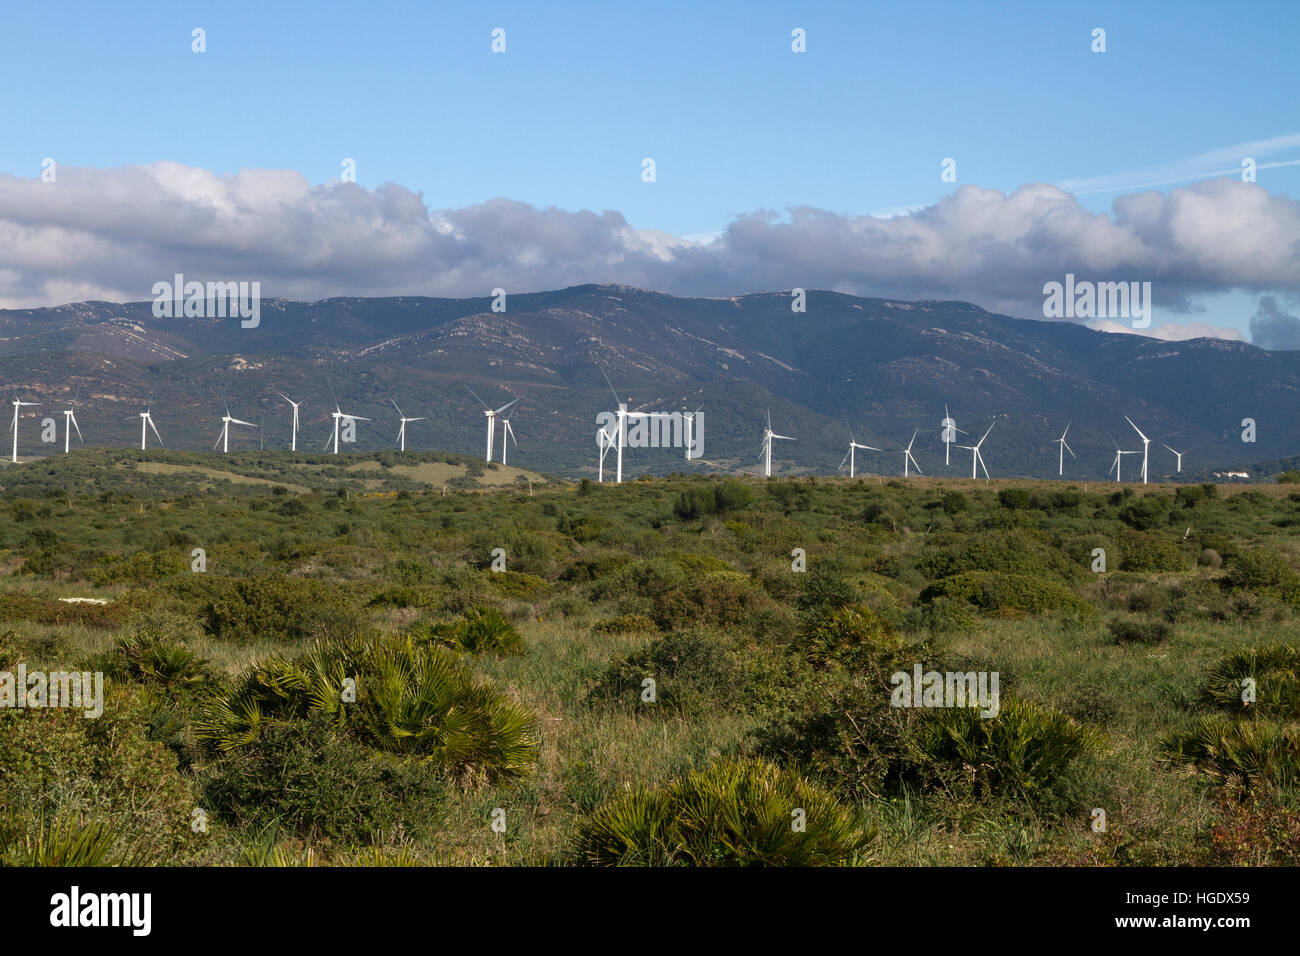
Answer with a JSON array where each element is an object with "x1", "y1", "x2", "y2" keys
[
  {"x1": 597, "y1": 367, "x2": 671, "y2": 483},
  {"x1": 1162, "y1": 442, "x2": 1187, "y2": 473},
  {"x1": 499, "y1": 419, "x2": 518, "y2": 465},
  {"x1": 759, "y1": 410, "x2": 795, "y2": 477},
  {"x1": 683, "y1": 406, "x2": 703, "y2": 461},
  {"x1": 1053, "y1": 423, "x2": 1076, "y2": 477},
  {"x1": 214, "y1": 402, "x2": 257, "y2": 453},
  {"x1": 901, "y1": 429, "x2": 922, "y2": 477},
  {"x1": 392, "y1": 400, "x2": 425, "y2": 453},
  {"x1": 1109, "y1": 446, "x2": 1139, "y2": 483},
  {"x1": 326, "y1": 403, "x2": 371, "y2": 454},
  {"x1": 1124, "y1": 415, "x2": 1151, "y2": 484},
  {"x1": 840, "y1": 430, "x2": 880, "y2": 478},
  {"x1": 596, "y1": 424, "x2": 616, "y2": 482},
  {"x1": 135, "y1": 396, "x2": 163, "y2": 450},
  {"x1": 8, "y1": 397, "x2": 40, "y2": 463},
  {"x1": 61, "y1": 396, "x2": 83, "y2": 454},
  {"x1": 467, "y1": 387, "x2": 519, "y2": 463},
  {"x1": 278, "y1": 394, "x2": 302, "y2": 451},
  {"x1": 956, "y1": 421, "x2": 995, "y2": 480},
  {"x1": 939, "y1": 406, "x2": 966, "y2": 466}
]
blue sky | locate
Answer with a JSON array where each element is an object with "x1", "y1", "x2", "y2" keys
[{"x1": 1, "y1": 0, "x2": 1297, "y2": 339}]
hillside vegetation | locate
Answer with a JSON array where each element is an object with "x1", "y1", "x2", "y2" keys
[{"x1": 2, "y1": 465, "x2": 1299, "y2": 866}]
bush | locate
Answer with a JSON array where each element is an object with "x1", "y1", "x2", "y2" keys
[
  {"x1": 1279, "y1": 470, "x2": 1300, "y2": 484},
  {"x1": 805, "y1": 604, "x2": 901, "y2": 670},
  {"x1": 1107, "y1": 615, "x2": 1172, "y2": 645},
  {"x1": 587, "y1": 628, "x2": 745, "y2": 713},
  {"x1": 918, "y1": 697, "x2": 1103, "y2": 802},
  {"x1": 592, "y1": 613, "x2": 658, "y2": 634},
  {"x1": 998, "y1": 489, "x2": 1031, "y2": 510},
  {"x1": 570, "y1": 758, "x2": 874, "y2": 866},
  {"x1": 195, "y1": 636, "x2": 539, "y2": 780},
  {"x1": 1117, "y1": 531, "x2": 1188, "y2": 572},
  {"x1": 408, "y1": 607, "x2": 525, "y2": 656},
  {"x1": 202, "y1": 575, "x2": 366, "y2": 644},
  {"x1": 1161, "y1": 717, "x2": 1300, "y2": 790},
  {"x1": 1119, "y1": 496, "x2": 1171, "y2": 531},
  {"x1": 1222, "y1": 548, "x2": 1300, "y2": 603},
  {"x1": 655, "y1": 571, "x2": 774, "y2": 630},
  {"x1": 913, "y1": 530, "x2": 1082, "y2": 583},
  {"x1": 1202, "y1": 644, "x2": 1300, "y2": 718},
  {"x1": 201, "y1": 714, "x2": 443, "y2": 845},
  {"x1": 919, "y1": 571, "x2": 1094, "y2": 617}
]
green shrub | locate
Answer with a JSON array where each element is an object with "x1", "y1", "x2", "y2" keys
[
  {"x1": 998, "y1": 489, "x2": 1031, "y2": 510},
  {"x1": 1161, "y1": 716, "x2": 1300, "y2": 790},
  {"x1": 195, "y1": 636, "x2": 538, "y2": 780},
  {"x1": 587, "y1": 628, "x2": 744, "y2": 713},
  {"x1": 1203, "y1": 644, "x2": 1300, "y2": 718},
  {"x1": 1107, "y1": 615, "x2": 1172, "y2": 645},
  {"x1": 201, "y1": 714, "x2": 443, "y2": 845},
  {"x1": 805, "y1": 604, "x2": 901, "y2": 670},
  {"x1": 914, "y1": 530, "x2": 1082, "y2": 583},
  {"x1": 1117, "y1": 531, "x2": 1188, "y2": 572},
  {"x1": 655, "y1": 571, "x2": 774, "y2": 630},
  {"x1": 409, "y1": 607, "x2": 525, "y2": 656},
  {"x1": 1222, "y1": 548, "x2": 1300, "y2": 603},
  {"x1": 571, "y1": 758, "x2": 874, "y2": 866},
  {"x1": 919, "y1": 571, "x2": 1093, "y2": 617},
  {"x1": 918, "y1": 696, "x2": 1103, "y2": 801},
  {"x1": 1119, "y1": 496, "x2": 1171, "y2": 531},
  {"x1": 202, "y1": 575, "x2": 365, "y2": 644},
  {"x1": 592, "y1": 613, "x2": 658, "y2": 634}
]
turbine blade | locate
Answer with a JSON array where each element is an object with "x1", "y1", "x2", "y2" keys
[
  {"x1": 391, "y1": 399, "x2": 404, "y2": 417},
  {"x1": 148, "y1": 417, "x2": 163, "y2": 445},
  {"x1": 494, "y1": 397, "x2": 520, "y2": 416}
]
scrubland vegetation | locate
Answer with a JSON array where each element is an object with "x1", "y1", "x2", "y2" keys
[{"x1": 1, "y1": 455, "x2": 1298, "y2": 866}]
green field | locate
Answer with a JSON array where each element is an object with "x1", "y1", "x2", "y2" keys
[{"x1": 1, "y1": 457, "x2": 1298, "y2": 866}]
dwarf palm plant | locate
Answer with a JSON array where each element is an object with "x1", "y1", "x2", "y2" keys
[{"x1": 572, "y1": 757, "x2": 874, "y2": 866}]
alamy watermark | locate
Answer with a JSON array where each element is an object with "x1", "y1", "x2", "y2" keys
[
  {"x1": 1042, "y1": 273, "x2": 1151, "y2": 329},
  {"x1": 151, "y1": 273, "x2": 260, "y2": 328},
  {"x1": 1, "y1": 665, "x2": 103, "y2": 718},
  {"x1": 890, "y1": 664, "x2": 1000, "y2": 718},
  {"x1": 595, "y1": 409, "x2": 704, "y2": 458}
]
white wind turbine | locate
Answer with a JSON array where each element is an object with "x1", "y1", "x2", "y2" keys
[
  {"x1": 214, "y1": 401, "x2": 257, "y2": 453},
  {"x1": 1162, "y1": 442, "x2": 1188, "y2": 473},
  {"x1": 956, "y1": 421, "x2": 995, "y2": 480},
  {"x1": 597, "y1": 367, "x2": 671, "y2": 484},
  {"x1": 682, "y1": 406, "x2": 703, "y2": 461},
  {"x1": 278, "y1": 394, "x2": 303, "y2": 451},
  {"x1": 1053, "y1": 422, "x2": 1076, "y2": 477},
  {"x1": 1124, "y1": 415, "x2": 1151, "y2": 484},
  {"x1": 61, "y1": 394, "x2": 83, "y2": 454},
  {"x1": 841, "y1": 430, "x2": 880, "y2": 478},
  {"x1": 939, "y1": 405, "x2": 966, "y2": 466},
  {"x1": 9, "y1": 397, "x2": 40, "y2": 463},
  {"x1": 392, "y1": 400, "x2": 425, "y2": 453},
  {"x1": 596, "y1": 424, "x2": 617, "y2": 482},
  {"x1": 326, "y1": 403, "x2": 371, "y2": 454},
  {"x1": 1108, "y1": 441, "x2": 1139, "y2": 483},
  {"x1": 759, "y1": 410, "x2": 795, "y2": 477},
  {"x1": 499, "y1": 418, "x2": 518, "y2": 465},
  {"x1": 135, "y1": 396, "x2": 163, "y2": 450},
  {"x1": 900, "y1": 429, "x2": 922, "y2": 477},
  {"x1": 467, "y1": 387, "x2": 519, "y2": 463}
]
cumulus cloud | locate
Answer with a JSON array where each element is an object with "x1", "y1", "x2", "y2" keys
[
  {"x1": 1, "y1": 163, "x2": 1297, "y2": 341},
  {"x1": 1249, "y1": 295, "x2": 1300, "y2": 350}
]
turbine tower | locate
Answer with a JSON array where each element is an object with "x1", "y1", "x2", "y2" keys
[
  {"x1": 683, "y1": 406, "x2": 703, "y2": 461},
  {"x1": 499, "y1": 419, "x2": 517, "y2": 465},
  {"x1": 939, "y1": 405, "x2": 965, "y2": 466},
  {"x1": 392, "y1": 400, "x2": 425, "y2": 453},
  {"x1": 327, "y1": 404, "x2": 371, "y2": 454},
  {"x1": 1162, "y1": 443, "x2": 1187, "y2": 473},
  {"x1": 136, "y1": 397, "x2": 163, "y2": 450},
  {"x1": 467, "y1": 387, "x2": 519, "y2": 463},
  {"x1": 1125, "y1": 415, "x2": 1151, "y2": 484},
  {"x1": 278, "y1": 394, "x2": 302, "y2": 452},
  {"x1": 596, "y1": 424, "x2": 616, "y2": 482},
  {"x1": 1109, "y1": 448, "x2": 1139, "y2": 483},
  {"x1": 956, "y1": 421, "x2": 995, "y2": 480},
  {"x1": 1054, "y1": 423, "x2": 1076, "y2": 477},
  {"x1": 759, "y1": 410, "x2": 795, "y2": 478},
  {"x1": 841, "y1": 431, "x2": 880, "y2": 478},
  {"x1": 61, "y1": 400, "x2": 83, "y2": 454},
  {"x1": 214, "y1": 403, "x2": 256, "y2": 453},
  {"x1": 901, "y1": 429, "x2": 922, "y2": 477},
  {"x1": 9, "y1": 397, "x2": 40, "y2": 463}
]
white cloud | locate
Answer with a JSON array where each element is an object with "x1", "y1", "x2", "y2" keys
[
  {"x1": 1085, "y1": 319, "x2": 1246, "y2": 343},
  {"x1": 0, "y1": 164, "x2": 1297, "y2": 340}
]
